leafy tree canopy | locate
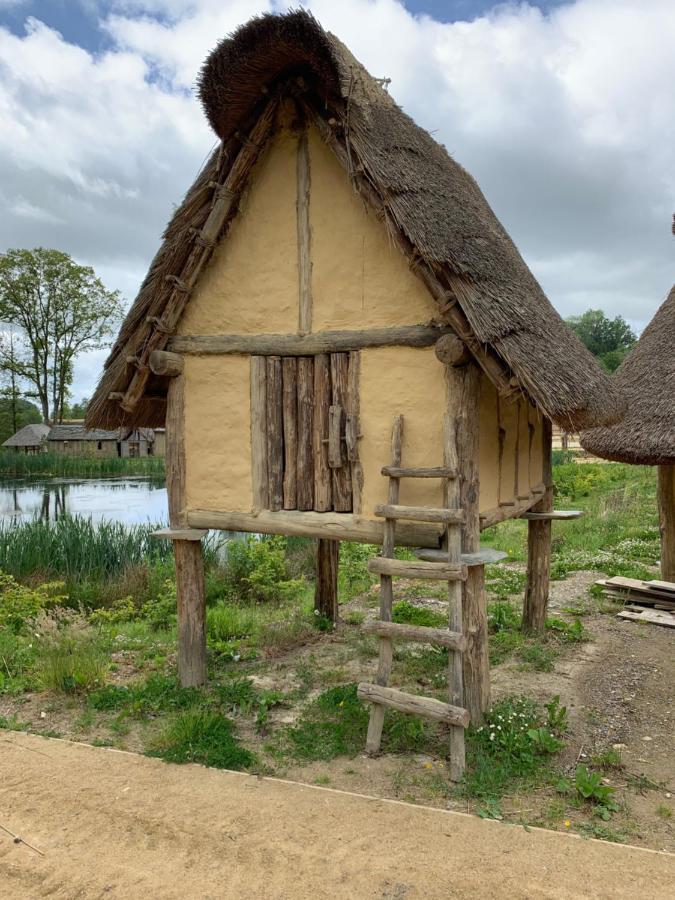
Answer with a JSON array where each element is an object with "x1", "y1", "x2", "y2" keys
[
  {"x1": 0, "y1": 248, "x2": 123, "y2": 424},
  {"x1": 566, "y1": 308, "x2": 637, "y2": 373},
  {"x1": 0, "y1": 397, "x2": 42, "y2": 445}
]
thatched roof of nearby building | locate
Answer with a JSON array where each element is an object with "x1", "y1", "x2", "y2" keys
[
  {"x1": 48, "y1": 425, "x2": 120, "y2": 442},
  {"x1": 580, "y1": 286, "x2": 675, "y2": 465},
  {"x1": 2, "y1": 423, "x2": 50, "y2": 448},
  {"x1": 87, "y1": 10, "x2": 621, "y2": 433}
]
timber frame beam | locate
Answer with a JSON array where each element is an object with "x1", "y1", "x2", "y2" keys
[{"x1": 167, "y1": 325, "x2": 455, "y2": 356}]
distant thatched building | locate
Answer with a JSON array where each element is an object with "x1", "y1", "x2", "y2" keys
[
  {"x1": 581, "y1": 286, "x2": 675, "y2": 579},
  {"x1": 47, "y1": 424, "x2": 163, "y2": 458},
  {"x1": 2, "y1": 423, "x2": 50, "y2": 454}
]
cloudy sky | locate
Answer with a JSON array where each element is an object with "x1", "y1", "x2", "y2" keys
[{"x1": 0, "y1": 0, "x2": 673, "y2": 402}]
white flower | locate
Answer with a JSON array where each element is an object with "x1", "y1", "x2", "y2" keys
[{"x1": 490, "y1": 733, "x2": 495, "y2": 741}]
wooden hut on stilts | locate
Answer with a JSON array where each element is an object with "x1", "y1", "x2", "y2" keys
[
  {"x1": 86, "y1": 11, "x2": 621, "y2": 778},
  {"x1": 581, "y1": 286, "x2": 675, "y2": 581}
]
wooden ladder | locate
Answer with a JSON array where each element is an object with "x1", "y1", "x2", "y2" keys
[{"x1": 357, "y1": 415, "x2": 469, "y2": 781}]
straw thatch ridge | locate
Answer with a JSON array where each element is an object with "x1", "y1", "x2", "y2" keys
[
  {"x1": 580, "y1": 286, "x2": 675, "y2": 465},
  {"x1": 87, "y1": 9, "x2": 621, "y2": 432}
]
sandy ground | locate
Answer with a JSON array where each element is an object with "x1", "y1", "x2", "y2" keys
[{"x1": 1, "y1": 733, "x2": 674, "y2": 899}]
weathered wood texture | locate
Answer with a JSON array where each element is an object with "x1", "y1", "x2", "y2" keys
[
  {"x1": 152, "y1": 528, "x2": 207, "y2": 541},
  {"x1": 188, "y1": 508, "x2": 443, "y2": 547},
  {"x1": 657, "y1": 465, "x2": 675, "y2": 582},
  {"x1": 521, "y1": 510, "x2": 583, "y2": 520},
  {"x1": 297, "y1": 130, "x2": 312, "y2": 335},
  {"x1": 330, "y1": 353, "x2": 352, "y2": 512},
  {"x1": 346, "y1": 351, "x2": 363, "y2": 513},
  {"x1": 522, "y1": 417, "x2": 553, "y2": 633},
  {"x1": 315, "y1": 538, "x2": 339, "y2": 624},
  {"x1": 362, "y1": 619, "x2": 466, "y2": 652},
  {"x1": 374, "y1": 504, "x2": 464, "y2": 524},
  {"x1": 479, "y1": 485, "x2": 545, "y2": 529},
  {"x1": 149, "y1": 350, "x2": 183, "y2": 377},
  {"x1": 265, "y1": 356, "x2": 283, "y2": 512},
  {"x1": 313, "y1": 354, "x2": 332, "y2": 512},
  {"x1": 434, "y1": 334, "x2": 470, "y2": 367},
  {"x1": 166, "y1": 374, "x2": 206, "y2": 687},
  {"x1": 382, "y1": 466, "x2": 457, "y2": 479},
  {"x1": 365, "y1": 416, "x2": 402, "y2": 755},
  {"x1": 165, "y1": 376, "x2": 186, "y2": 527},
  {"x1": 173, "y1": 540, "x2": 207, "y2": 687},
  {"x1": 296, "y1": 357, "x2": 314, "y2": 511},
  {"x1": 455, "y1": 363, "x2": 490, "y2": 723},
  {"x1": 444, "y1": 367, "x2": 466, "y2": 779},
  {"x1": 358, "y1": 683, "x2": 469, "y2": 728},
  {"x1": 168, "y1": 325, "x2": 453, "y2": 356},
  {"x1": 282, "y1": 357, "x2": 298, "y2": 510},
  {"x1": 368, "y1": 557, "x2": 467, "y2": 581},
  {"x1": 250, "y1": 356, "x2": 269, "y2": 510}
]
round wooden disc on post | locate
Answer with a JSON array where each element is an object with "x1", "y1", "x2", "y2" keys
[{"x1": 434, "y1": 334, "x2": 471, "y2": 367}]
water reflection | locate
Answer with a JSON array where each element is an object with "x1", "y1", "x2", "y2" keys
[{"x1": 0, "y1": 477, "x2": 168, "y2": 526}]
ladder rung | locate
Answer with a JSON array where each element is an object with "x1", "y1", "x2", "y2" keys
[
  {"x1": 367, "y1": 557, "x2": 467, "y2": 581},
  {"x1": 362, "y1": 619, "x2": 466, "y2": 652},
  {"x1": 357, "y1": 683, "x2": 469, "y2": 728},
  {"x1": 374, "y1": 503, "x2": 464, "y2": 524},
  {"x1": 381, "y1": 466, "x2": 458, "y2": 479}
]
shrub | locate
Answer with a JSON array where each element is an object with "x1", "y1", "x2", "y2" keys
[
  {"x1": 34, "y1": 608, "x2": 107, "y2": 692},
  {"x1": 223, "y1": 536, "x2": 305, "y2": 604},
  {"x1": 90, "y1": 595, "x2": 136, "y2": 626},
  {"x1": 0, "y1": 628, "x2": 35, "y2": 693},
  {"x1": 140, "y1": 580, "x2": 177, "y2": 631},
  {"x1": 338, "y1": 542, "x2": 376, "y2": 599},
  {"x1": 149, "y1": 711, "x2": 255, "y2": 770},
  {"x1": 0, "y1": 572, "x2": 66, "y2": 634}
]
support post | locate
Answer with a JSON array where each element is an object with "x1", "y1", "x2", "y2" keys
[
  {"x1": 166, "y1": 375, "x2": 207, "y2": 686},
  {"x1": 522, "y1": 417, "x2": 553, "y2": 633},
  {"x1": 453, "y1": 363, "x2": 490, "y2": 724},
  {"x1": 315, "y1": 538, "x2": 339, "y2": 624},
  {"x1": 657, "y1": 465, "x2": 675, "y2": 582}
]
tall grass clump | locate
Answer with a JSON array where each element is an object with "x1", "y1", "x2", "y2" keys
[
  {"x1": 0, "y1": 450, "x2": 164, "y2": 479},
  {"x1": 0, "y1": 515, "x2": 173, "y2": 582},
  {"x1": 34, "y1": 608, "x2": 108, "y2": 692}
]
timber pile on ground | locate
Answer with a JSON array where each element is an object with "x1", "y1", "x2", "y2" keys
[{"x1": 596, "y1": 576, "x2": 675, "y2": 629}]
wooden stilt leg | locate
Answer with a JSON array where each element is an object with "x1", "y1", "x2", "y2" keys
[
  {"x1": 657, "y1": 465, "x2": 675, "y2": 582},
  {"x1": 315, "y1": 538, "x2": 339, "y2": 624},
  {"x1": 174, "y1": 539, "x2": 207, "y2": 687},
  {"x1": 523, "y1": 417, "x2": 553, "y2": 633}
]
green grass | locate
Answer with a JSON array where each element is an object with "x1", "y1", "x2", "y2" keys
[
  {"x1": 149, "y1": 710, "x2": 256, "y2": 770},
  {"x1": 392, "y1": 600, "x2": 446, "y2": 628},
  {"x1": 89, "y1": 674, "x2": 200, "y2": 716},
  {"x1": 0, "y1": 450, "x2": 164, "y2": 478},
  {"x1": 275, "y1": 683, "x2": 440, "y2": 762}
]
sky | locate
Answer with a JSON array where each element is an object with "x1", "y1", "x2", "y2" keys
[{"x1": 0, "y1": 0, "x2": 673, "y2": 403}]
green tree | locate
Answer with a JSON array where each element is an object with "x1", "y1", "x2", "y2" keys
[
  {"x1": 0, "y1": 249, "x2": 123, "y2": 424},
  {"x1": 566, "y1": 309, "x2": 637, "y2": 372},
  {"x1": 63, "y1": 397, "x2": 89, "y2": 420}
]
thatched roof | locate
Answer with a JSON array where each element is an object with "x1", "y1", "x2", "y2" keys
[
  {"x1": 580, "y1": 287, "x2": 675, "y2": 465},
  {"x1": 2, "y1": 423, "x2": 50, "y2": 448},
  {"x1": 48, "y1": 425, "x2": 119, "y2": 442},
  {"x1": 87, "y1": 10, "x2": 621, "y2": 432}
]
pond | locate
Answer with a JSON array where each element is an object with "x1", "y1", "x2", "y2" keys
[{"x1": 0, "y1": 476, "x2": 168, "y2": 526}]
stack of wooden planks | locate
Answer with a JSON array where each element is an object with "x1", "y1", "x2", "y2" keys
[{"x1": 595, "y1": 576, "x2": 675, "y2": 629}]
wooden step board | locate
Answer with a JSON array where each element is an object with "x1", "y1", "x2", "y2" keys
[
  {"x1": 381, "y1": 465, "x2": 457, "y2": 479},
  {"x1": 414, "y1": 547, "x2": 508, "y2": 566},
  {"x1": 374, "y1": 504, "x2": 465, "y2": 524},
  {"x1": 357, "y1": 683, "x2": 469, "y2": 728},
  {"x1": 520, "y1": 509, "x2": 583, "y2": 520},
  {"x1": 362, "y1": 619, "x2": 466, "y2": 651},
  {"x1": 368, "y1": 557, "x2": 467, "y2": 581}
]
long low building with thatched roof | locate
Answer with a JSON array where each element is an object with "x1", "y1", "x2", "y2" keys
[
  {"x1": 84, "y1": 11, "x2": 623, "y2": 765},
  {"x1": 581, "y1": 286, "x2": 675, "y2": 579},
  {"x1": 2, "y1": 423, "x2": 50, "y2": 454}
]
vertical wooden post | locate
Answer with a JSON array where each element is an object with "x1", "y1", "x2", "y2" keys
[
  {"x1": 522, "y1": 416, "x2": 553, "y2": 633},
  {"x1": 657, "y1": 465, "x2": 675, "y2": 582},
  {"x1": 365, "y1": 416, "x2": 403, "y2": 755},
  {"x1": 315, "y1": 538, "x2": 339, "y2": 623},
  {"x1": 282, "y1": 357, "x2": 298, "y2": 509},
  {"x1": 296, "y1": 357, "x2": 314, "y2": 511},
  {"x1": 313, "y1": 353, "x2": 332, "y2": 511},
  {"x1": 330, "y1": 352, "x2": 352, "y2": 512},
  {"x1": 250, "y1": 356, "x2": 269, "y2": 511},
  {"x1": 444, "y1": 371, "x2": 465, "y2": 780},
  {"x1": 456, "y1": 363, "x2": 490, "y2": 723},
  {"x1": 266, "y1": 356, "x2": 283, "y2": 511},
  {"x1": 166, "y1": 374, "x2": 206, "y2": 687}
]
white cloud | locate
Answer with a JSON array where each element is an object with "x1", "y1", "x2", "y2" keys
[{"x1": 0, "y1": 0, "x2": 673, "y2": 402}]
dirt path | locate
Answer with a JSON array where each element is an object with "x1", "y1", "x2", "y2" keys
[{"x1": 1, "y1": 733, "x2": 674, "y2": 899}]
